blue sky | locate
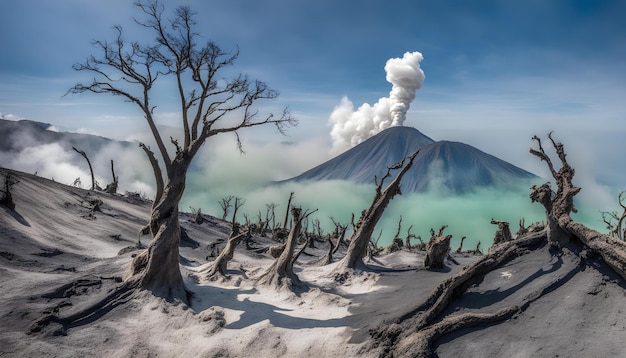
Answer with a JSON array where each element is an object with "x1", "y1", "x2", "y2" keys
[{"x1": 1, "y1": 0, "x2": 625, "y2": 196}]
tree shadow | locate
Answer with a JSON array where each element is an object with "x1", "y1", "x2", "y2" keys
[
  {"x1": 453, "y1": 253, "x2": 564, "y2": 310},
  {"x1": 1, "y1": 206, "x2": 30, "y2": 226},
  {"x1": 190, "y1": 284, "x2": 345, "y2": 330}
]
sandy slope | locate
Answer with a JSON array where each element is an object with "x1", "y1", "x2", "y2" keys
[{"x1": 1, "y1": 168, "x2": 625, "y2": 357}]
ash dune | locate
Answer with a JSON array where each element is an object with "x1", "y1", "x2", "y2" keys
[{"x1": 1, "y1": 168, "x2": 625, "y2": 357}]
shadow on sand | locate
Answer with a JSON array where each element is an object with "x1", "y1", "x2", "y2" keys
[{"x1": 190, "y1": 283, "x2": 346, "y2": 330}]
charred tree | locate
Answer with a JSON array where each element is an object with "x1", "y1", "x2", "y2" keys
[
  {"x1": 30, "y1": 1, "x2": 295, "y2": 332},
  {"x1": 332, "y1": 150, "x2": 419, "y2": 274},
  {"x1": 72, "y1": 147, "x2": 96, "y2": 191},
  {"x1": 0, "y1": 171, "x2": 19, "y2": 210},
  {"x1": 424, "y1": 226, "x2": 452, "y2": 269},
  {"x1": 490, "y1": 218, "x2": 512, "y2": 247},
  {"x1": 257, "y1": 207, "x2": 307, "y2": 290},
  {"x1": 104, "y1": 160, "x2": 118, "y2": 194}
]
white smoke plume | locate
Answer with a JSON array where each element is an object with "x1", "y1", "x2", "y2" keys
[{"x1": 329, "y1": 51, "x2": 425, "y2": 154}]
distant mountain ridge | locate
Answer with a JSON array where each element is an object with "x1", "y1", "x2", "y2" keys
[
  {"x1": 0, "y1": 119, "x2": 131, "y2": 153},
  {"x1": 282, "y1": 126, "x2": 537, "y2": 193}
]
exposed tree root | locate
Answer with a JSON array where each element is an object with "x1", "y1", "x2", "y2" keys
[
  {"x1": 28, "y1": 279, "x2": 138, "y2": 335},
  {"x1": 369, "y1": 230, "x2": 549, "y2": 356}
]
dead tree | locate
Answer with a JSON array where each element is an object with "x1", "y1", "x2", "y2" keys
[
  {"x1": 490, "y1": 218, "x2": 512, "y2": 247},
  {"x1": 218, "y1": 195, "x2": 234, "y2": 221},
  {"x1": 72, "y1": 147, "x2": 96, "y2": 191},
  {"x1": 230, "y1": 197, "x2": 245, "y2": 227},
  {"x1": 369, "y1": 230, "x2": 551, "y2": 357},
  {"x1": 332, "y1": 150, "x2": 419, "y2": 274},
  {"x1": 406, "y1": 225, "x2": 417, "y2": 250},
  {"x1": 281, "y1": 192, "x2": 295, "y2": 231},
  {"x1": 0, "y1": 171, "x2": 19, "y2": 210},
  {"x1": 515, "y1": 218, "x2": 528, "y2": 238},
  {"x1": 424, "y1": 226, "x2": 452, "y2": 269},
  {"x1": 257, "y1": 207, "x2": 308, "y2": 289},
  {"x1": 189, "y1": 206, "x2": 204, "y2": 224},
  {"x1": 30, "y1": 1, "x2": 295, "y2": 332},
  {"x1": 267, "y1": 202, "x2": 278, "y2": 230},
  {"x1": 104, "y1": 160, "x2": 118, "y2": 194},
  {"x1": 205, "y1": 225, "x2": 251, "y2": 279},
  {"x1": 530, "y1": 133, "x2": 626, "y2": 280},
  {"x1": 329, "y1": 216, "x2": 348, "y2": 254},
  {"x1": 456, "y1": 236, "x2": 466, "y2": 253},
  {"x1": 601, "y1": 191, "x2": 626, "y2": 240}
]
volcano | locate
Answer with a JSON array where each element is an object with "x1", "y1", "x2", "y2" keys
[{"x1": 282, "y1": 126, "x2": 537, "y2": 193}]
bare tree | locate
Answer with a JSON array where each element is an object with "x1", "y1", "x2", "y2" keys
[
  {"x1": 530, "y1": 133, "x2": 626, "y2": 280},
  {"x1": 0, "y1": 171, "x2": 19, "y2": 210},
  {"x1": 104, "y1": 160, "x2": 118, "y2": 194},
  {"x1": 258, "y1": 207, "x2": 308, "y2": 290},
  {"x1": 72, "y1": 147, "x2": 96, "y2": 190},
  {"x1": 62, "y1": 1, "x2": 295, "y2": 305},
  {"x1": 218, "y1": 195, "x2": 234, "y2": 221},
  {"x1": 601, "y1": 191, "x2": 626, "y2": 240},
  {"x1": 456, "y1": 236, "x2": 466, "y2": 253},
  {"x1": 230, "y1": 197, "x2": 245, "y2": 227},
  {"x1": 332, "y1": 150, "x2": 419, "y2": 274},
  {"x1": 282, "y1": 191, "x2": 295, "y2": 231}
]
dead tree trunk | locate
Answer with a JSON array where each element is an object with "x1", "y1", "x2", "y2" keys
[
  {"x1": 104, "y1": 160, "x2": 118, "y2": 194},
  {"x1": 333, "y1": 150, "x2": 419, "y2": 274},
  {"x1": 72, "y1": 147, "x2": 96, "y2": 190},
  {"x1": 257, "y1": 207, "x2": 306, "y2": 289},
  {"x1": 281, "y1": 192, "x2": 294, "y2": 231},
  {"x1": 530, "y1": 133, "x2": 626, "y2": 280},
  {"x1": 456, "y1": 236, "x2": 466, "y2": 253},
  {"x1": 205, "y1": 225, "x2": 250, "y2": 279},
  {"x1": 125, "y1": 157, "x2": 191, "y2": 301},
  {"x1": 369, "y1": 230, "x2": 548, "y2": 357},
  {"x1": 0, "y1": 171, "x2": 19, "y2": 211},
  {"x1": 490, "y1": 218, "x2": 512, "y2": 247},
  {"x1": 424, "y1": 226, "x2": 452, "y2": 269}
]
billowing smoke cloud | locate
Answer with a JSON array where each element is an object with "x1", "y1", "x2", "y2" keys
[{"x1": 329, "y1": 51, "x2": 425, "y2": 154}]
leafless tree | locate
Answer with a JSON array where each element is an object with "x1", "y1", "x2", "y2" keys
[
  {"x1": 104, "y1": 160, "x2": 118, "y2": 194},
  {"x1": 281, "y1": 191, "x2": 295, "y2": 231},
  {"x1": 258, "y1": 207, "x2": 312, "y2": 290},
  {"x1": 600, "y1": 191, "x2": 626, "y2": 240},
  {"x1": 230, "y1": 196, "x2": 245, "y2": 227},
  {"x1": 332, "y1": 150, "x2": 419, "y2": 274},
  {"x1": 529, "y1": 133, "x2": 626, "y2": 279},
  {"x1": 218, "y1": 195, "x2": 235, "y2": 221},
  {"x1": 456, "y1": 236, "x2": 466, "y2": 253},
  {"x1": 56, "y1": 0, "x2": 295, "y2": 310},
  {"x1": 72, "y1": 147, "x2": 96, "y2": 190},
  {"x1": 0, "y1": 171, "x2": 19, "y2": 210}
]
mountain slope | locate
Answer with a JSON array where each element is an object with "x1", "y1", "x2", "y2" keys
[
  {"x1": 283, "y1": 126, "x2": 536, "y2": 193},
  {"x1": 284, "y1": 126, "x2": 434, "y2": 184}
]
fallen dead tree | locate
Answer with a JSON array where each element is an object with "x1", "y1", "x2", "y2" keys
[
  {"x1": 368, "y1": 133, "x2": 626, "y2": 357},
  {"x1": 369, "y1": 229, "x2": 551, "y2": 357},
  {"x1": 529, "y1": 133, "x2": 626, "y2": 281}
]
